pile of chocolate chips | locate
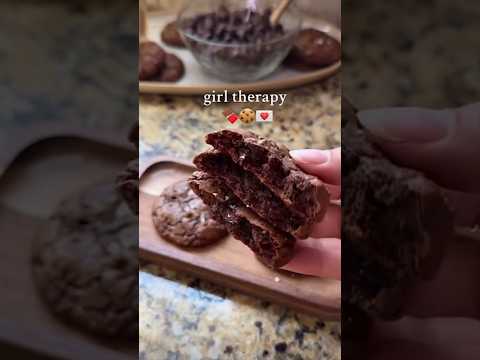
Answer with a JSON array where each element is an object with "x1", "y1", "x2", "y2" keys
[{"x1": 184, "y1": 7, "x2": 285, "y2": 44}]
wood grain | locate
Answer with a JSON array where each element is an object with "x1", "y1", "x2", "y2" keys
[
  {"x1": 0, "y1": 120, "x2": 134, "y2": 179},
  {"x1": 139, "y1": 159, "x2": 341, "y2": 320}
]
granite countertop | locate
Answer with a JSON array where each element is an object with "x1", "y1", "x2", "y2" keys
[
  {"x1": 343, "y1": 0, "x2": 480, "y2": 109},
  {"x1": 139, "y1": 78, "x2": 341, "y2": 360}
]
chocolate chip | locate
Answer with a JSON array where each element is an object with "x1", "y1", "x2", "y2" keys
[
  {"x1": 274, "y1": 342, "x2": 287, "y2": 353},
  {"x1": 185, "y1": 7, "x2": 284, "y2": 45}
]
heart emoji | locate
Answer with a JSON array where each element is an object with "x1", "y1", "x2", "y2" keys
[
  {"x1": 227, "y1": 113, "x2": 238, "y2": 124},
  {"x1": 260, "y1": 112, "x2": 269, "y2": 120}
]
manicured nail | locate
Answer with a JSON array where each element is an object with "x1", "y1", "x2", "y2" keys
[
  {"x1": 290, "y1": 149, "x2": 330, "y2": 164},
  {"x1": 358, "y1": 108, "x2": 453, "y2": 143}
]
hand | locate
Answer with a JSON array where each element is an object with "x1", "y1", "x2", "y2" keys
[
  {"x1": 358, "y1": 103, "x2": 480, "y2": 358},
  {"x1": 281, "y1": 148, "x2": 341, "y2": 280}
]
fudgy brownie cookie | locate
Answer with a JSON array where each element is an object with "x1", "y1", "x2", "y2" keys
[
  {"x1": 139, "y1": 41, "x2": 165, "y2": 80},
  {"x1": 153, "y1": 53, "x2": 185, "y2": 82},
  {"x1": 116, "y1": 159, "x2": 139, "y2": 215},
  {"x1": 161, "y1": 21, "x2": 185, "y2": 47},
  {"x1": 193, "y1": 150, "x2": 308, "y2": 238},
  {"x1": 285, "y1": 29, "x2": 340, "y2": 69},
  {"x1": 205, "y1": 129, "x2": 329, "y2": 231},
  {"x1": 342, "y1": 99, "x2": 452, "y2": 319},
  {"x1": 152, "y1": 180, "x2": 227, "y2": 247},
  {"x1": 32, "y1": 182, "x2": 138, "y2": 339},
  {"x1": 189, "y1": 171, "x2": 296, "y2": 268}
]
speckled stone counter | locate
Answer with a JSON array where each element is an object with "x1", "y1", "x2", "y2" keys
[
  {"x1": 139, "y1": 78, "x2": 341, "y2": 360},
  {"x1": 343, "y1": 0, "x2": 480, "y2": 109}
]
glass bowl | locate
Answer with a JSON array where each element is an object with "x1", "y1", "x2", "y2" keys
[{"x1": 177, "y1": 0, "x2": 302, "y2": 82}]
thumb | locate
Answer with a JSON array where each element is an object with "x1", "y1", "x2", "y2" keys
[{"x1": 358, "y1": 103, "x2": 480, "y2": 193}]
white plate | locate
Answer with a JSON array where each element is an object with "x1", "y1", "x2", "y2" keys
[{"x1": 139, "y1": 11, "x2": 341, "y2": 94}]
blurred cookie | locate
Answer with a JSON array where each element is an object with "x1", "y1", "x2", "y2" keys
[
  {"x1": 139, "y1": 41, "x2": 165, "y2": 80},
  {"x1": 286, "y1": 28, "x2": 340, "y2": 69},
  {"x1": 152, "y1": 180, "x2": 227, "y2": 247},
  {"x1": 32, "y1": 182, "x2": 138, "y2": 339},
  {"x1": 154, "y1": 53, "x2": 184, "y2": 82},
  {"x1": 161, "y1": 21, "x2": 185, "y2": 47},
  {"x1": 116, "y1": 159, "x2": 139, "y2": 215}
]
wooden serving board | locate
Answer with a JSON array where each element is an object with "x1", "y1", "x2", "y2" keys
[
  {"x1": 139, "y1": 157, "x2": 341, "y2": 320},
  {"x1": 139, "y1": 11, "x2": 341, "y2": 95},
  {"x1": 0, "y1": 119, "x2": 134, "y2": 179},
  {"x1": 0, "y1": 138, "x2": 136, "y2": 359}
]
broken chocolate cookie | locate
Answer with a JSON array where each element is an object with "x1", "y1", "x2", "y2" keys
[
  {"x1": 342, "y1": 98, "x2": 452, "y2": 319},
  {"x1": 189, "y1": 171, "x2": 295, "y2": 268},
  {"x1": 205, "y1": 129, "x2": 329, "y2": 236}
]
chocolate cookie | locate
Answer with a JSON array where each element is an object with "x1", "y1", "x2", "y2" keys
[
  {"x1": 161, "y1": 21, "x2": 185, "y2": 47},
  {"x1": 205, "y1": 129, "x2": 329, "y2": 238},
  {"x1": 342, "y1": 99, "x2": 452, "y2": 319},
  {"x1": 139, "y1": 41, "x2": 165, "y2": 80},
  {"x1": 152, "y1": 180, "x2": 227, "y2": 247},
  {"x1": 32, "y1": 182, "x2": 138, "y2": 339},
  {"x1": 189, "y1": 171, "x2": 295, "y2": 268},
  {"x1": 286, "y1": 28, "x2": 340, "y2": 69},
  {"x1": 194, "y1": 150, "x2": 307, "y2": 238},
  {"x1": 153, "y1": 53, "x2": 185, "y2": 82},
  {"x1": 116, "y1": 159, "x2": 139, "y2": 215}
]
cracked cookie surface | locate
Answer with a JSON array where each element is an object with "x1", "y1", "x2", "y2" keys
[
  {"x1": 32, "y1": 182, "x2": 138, "y2": 339},
  {"x1": 152, "y1": 180, "x2": 227, "y2": 247}
]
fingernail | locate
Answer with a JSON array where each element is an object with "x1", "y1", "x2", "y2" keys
[
  {"x1": 358, "y1": 108, "x2": 452, "y2": 143},
  {"x1": 290, "y1": 149, "x2": 330, "y2": 164}
]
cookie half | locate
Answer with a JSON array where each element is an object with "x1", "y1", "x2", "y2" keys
[
  {"x1": 152, "y1": 180, "x2": 227, "y2": 247},
  {"x1": 205, "y1": 129, "x2": 330, "y2": 232},
  {"x1": 193, "y1": 150, "x2": 309, "y2": 238},
  {"x1": 189, "y1": 171, "x2": 295, "y2": 268}
]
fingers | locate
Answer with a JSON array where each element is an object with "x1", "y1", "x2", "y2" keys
[
  {"x1": 309, "y1": 204, "x2": 341, "y2": 239},
  {"x1": 369, "y1": 340, "x2": 479, "y2": 360},
  {"x1": 290, "y1": 148, "x2": 341, "y2": 187},
  {"x1": 358, "y1": 104, "x2": 480, "y2": 193},
  {"x1": 402, "y1": 236, "x2": 480, "y2": 319},
  {"x1": 370, "y1": 317, "x2": 480, "y2": 360},
  {"x1": 281, "y1": 238, "x2": 341, "y2": 279}
]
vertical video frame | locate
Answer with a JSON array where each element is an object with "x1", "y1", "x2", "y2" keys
[{"x1": 139, "y1": 0, "x2": 341, "y2": 359}]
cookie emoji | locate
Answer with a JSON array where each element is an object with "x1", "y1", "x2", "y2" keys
[{"x1": 239, "y1": 108, "x2": 255, "y2": 124}]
